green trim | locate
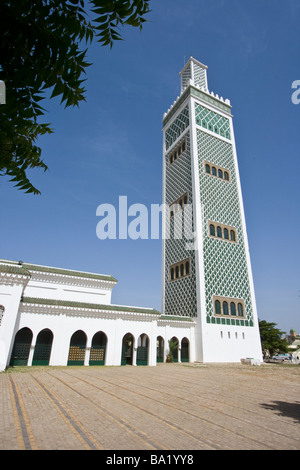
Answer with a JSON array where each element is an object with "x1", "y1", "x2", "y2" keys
[
  {"x1": 22, "y1": 297, "x2": 160, "y2": 315},
  {"x1": 159, "y1": 315, "x2": 194, "y2": 322},
  {"x1": 0, "y1": 260, "x2": 117, "y2": 283},
  {"x1": 0, "y1": 264, "x2": 31, "y2": 277},
  {"x1": 163, "y1": 85, "x2": 232, "y2": 128}
]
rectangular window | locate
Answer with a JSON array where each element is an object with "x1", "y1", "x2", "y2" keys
[
  {"x1": 213, "y1": 295, "x2": 245, "y2": 319},
  {"x1": 169, "y1": 192, "x2": 188, "y2": 217},
  {"x1": 204, "y1": 161, "x2": 231, "y2": 182},
  {"x1": 168, "y1": 138, "x2": 186, "y2": 165},
  {"x1": 169, "y1": 258, "x2": 190, "y2": 281},
  {"x1": 208, "y1": 220, "x2": 237, "y2": 243}
]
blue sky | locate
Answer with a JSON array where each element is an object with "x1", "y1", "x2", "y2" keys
[{"x1": 1, "y1": 0, "x2": 300, "y2": 334}]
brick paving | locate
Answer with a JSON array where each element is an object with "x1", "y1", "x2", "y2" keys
[{"x1": 0, "y1": 362, "x2": 300, "y2": 450}]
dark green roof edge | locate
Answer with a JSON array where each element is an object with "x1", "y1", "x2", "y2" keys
[
  {"x1": 0, "y1": 264, "x2": 31, "y2": 277},
  {"x1": 0, "y1": 260, "x2": 117, "y2": 283},
  {"x1": 22, "y1": 297, "x2": 160, "y2": 315},
  {"x1": 159, "y1": 315, "x2": 194, "y2": 322}
]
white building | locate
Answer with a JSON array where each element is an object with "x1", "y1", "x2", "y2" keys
[
  {"x1": 0, "y1": 57, "x2": 263, "y2": 371},
  {"x1": 0, "y1": 260, "x2": 194, "y2": 371},
  {"x1": 162, "y1": 57, "x2": 263, "y2": 363}
]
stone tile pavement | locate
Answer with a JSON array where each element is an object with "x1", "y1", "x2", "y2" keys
[{"x1": 0, "y1": 362, "x2": 299, "y2": 450}]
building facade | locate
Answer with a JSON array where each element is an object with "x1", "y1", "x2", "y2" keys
[
  {"x1": 0, "y1": 57, "x2": 263, "y2": 370},
  {"x1": 0, "y1": 260, "x2": 194, "y2": 371},
  {"x1": 162, "y1": 57, "x2": 262, "y2": 362}
]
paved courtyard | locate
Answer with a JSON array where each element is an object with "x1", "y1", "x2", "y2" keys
[{"x1": 0, "y1": 362, "x2": 299, "y2": 450}]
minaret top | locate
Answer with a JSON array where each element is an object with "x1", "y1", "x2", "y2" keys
[{"x1": 179, "y1": 57, "x2": 208, "y2": 94}]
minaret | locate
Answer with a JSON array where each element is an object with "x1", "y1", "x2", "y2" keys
[{"x1": 162, "y1": 57, "x2": 262, "y2": 362}]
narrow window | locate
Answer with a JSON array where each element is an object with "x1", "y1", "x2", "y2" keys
[
  {"x1": 0, "y1": 305, "x2": 4, "y2": 326},
  {"x1": 224, "y1": 171, "x2": 229, "y2": 181},
  {"x1": 180, "y1": 264, "x2": 184, "y2": 277},
  {"x1": 184, "y1": 194, "x2": 188, "y2": 205},
  {"x1": 230, "y1": 230, "x2": 236, "y2": 242},
  {"x1": 215, "y1": 300, "x2": 221, "y2": 315},
  {"x1": 185, "y1": 261, "x2": 190, "y2": 275},
  {"x1": 205, "y1": 164, "x2": 211, "y2": 174},
  {"x1": 209, "y1": 224, "x2": 215, "y2": 236},
  {"x1": 178, "y1": 146, "x2": 181, "y2": 156},
  {"x1": 223, "y1": 301, "x2": 229, "y2": 315},
  {"x1": 230, "y1": 302, "x2": 236, "y2": 316},
  {"x1": 217, "y1": 226, "x2": 222, "y2": 238},
  {"x1": 223, "y1": 228, "x2": 229, "y2": 240},
  {"x1": 218, "y1": 169, "x2": 223, "y2": 179},
  {"x1": 170, "y1": 268, "x2": 174, "y2": 280},
  {"x1": 212, "y1": 166, "x2": 217, "y2": 176},
  {"x1": 174, "y1": 151, "x2": 177, "y2": 161},
  {"x1": 175, "y1": 266, "x2": 179, "y2": 278},
  {"x1": 238, "y1": 303, "x2": 244, "y2": 317},
  {"x1": 182, "y1": 141, "x2": 186, "y2": 152}
]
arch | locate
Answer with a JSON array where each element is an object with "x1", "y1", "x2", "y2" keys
[
  {"x1": 223, "y1": 301, "x2": 229, "y2": 315},
  {"x1": 175, "y1": 265, "x2": 179, "y2": 279},
  {"x1": 90, "y1": 331, "x2": 107, "y2": 365},
  {"x1": 223, "y1": 227, "x2": 229, "y2": 240},
  {"x1": 0, "y1": 305, "x2": 4, "y2": 326},
  {"x1": 209, "y1": 224, "x2": 215, "y2": 236},
  {"x1": 180, "y1": 263, "x2": 184, "y2": 277},
  {"x1": 156, "y1": 336, "x2": 164, "y2": 363},
  {"x1": 224, "y1": 171, "x2": 229, "y2": 181},
  {"x1": 230, "y1": 230, "x2": 236, "y2": 242},
  {"x1": 32, "y1": 328, "x2": 53, "y2": 366},
  {"x1": 137, "y1": 334, "x2": 149, "y2": 366},
  {"x1": 10, "y1": 327, "x2": 33, "y2": 366},
  {"x1": 212, "y1": 166, "x2": 217, "y2": 176},
  {"x1": 230, "y1": 302, "x2": 237, "y2": 316},
  {"x1": 238, "y1": 303, "x2": 244, "y2": 317},
  {"x1": 67, "y1": 330, "x2": 87, "y2": 365},
  {"x1": 217, "y1": 226, "x2": 222, "y2": 238},
  {"x1": 169, "y1": 336, "x2": 179, "y2": 363},
  {"x1": 121, "y1": 333, "x2": 134, "y2": 365},
  {"x1": 218, "y1": 168, "x2": 223, "y2": 178},
  {"x1": 205, "y1": 163, "x2": 211, "y2": 174},
  {"x1": 215, "y1": 299, "x2": 221, "y2": 315},
  {"x1": 185, "y1": 260, "x2": 190, "y2": 275},
  {"x1": 170, "y1": 267, "x2": 174, "y2": 280},
  {"x1": 181, "y1": 337, "x2": 189, "y2": 363}
]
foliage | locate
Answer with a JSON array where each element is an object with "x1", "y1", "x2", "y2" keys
[
  {"x1": 0, "y1": 0, "x2": 150, "y2": 194},
  {"x1": 166, "y1": 338, "x2": 178, "y2": 363},
  {"x1": 259, "y1": 320, "x2": 289, "y2": 357}
]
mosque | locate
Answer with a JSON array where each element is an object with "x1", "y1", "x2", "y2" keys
[{"x1": 0, "y1": 57, "x2": 263, "y2": 371}]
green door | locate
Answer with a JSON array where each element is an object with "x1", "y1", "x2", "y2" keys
[
  {"x1": 10, "y1": 328, "x2": 32, "y2": 366},
  {"x1": 137, "y1": 346, "x2": 148, "y2": 366},
  {"x1": 89, "y1": 331, "x2": 107, "y2": 366},
  {"x1": 32, "y1": 329, "x2": 53, "y2": 366},
  {"x1": 68, "y1": 330, "x2": 86, "y2": 365}
]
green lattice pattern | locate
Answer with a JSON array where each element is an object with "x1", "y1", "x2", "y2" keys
[
  {"x1": 165, "y1": 105, "x2": 189, "y2": 150},
  {"x1": 164, "y1": 132, "x2": 197, "y2": 317},
  {"x1": 195, "y1": 103, "x2": 231, "y2": 140},
  {"x1": 197, "y1": 129, "x2": 254, "y2": 327}
]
